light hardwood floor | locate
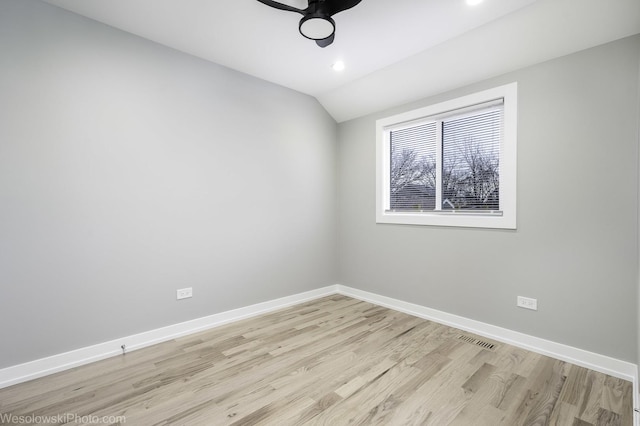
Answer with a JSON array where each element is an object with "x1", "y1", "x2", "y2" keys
[{"x1": 0, "y1": 295, "x2": 633, "y2": 425}]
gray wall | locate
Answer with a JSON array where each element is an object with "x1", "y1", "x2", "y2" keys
[
  {"x1": 0, "y1": 0, "x2": 337, "y2": 368},
  {"x1": 337, "y1": 35, "x2": 640, "y2": 362}
]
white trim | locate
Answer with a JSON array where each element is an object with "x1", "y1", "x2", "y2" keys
[
  {"x1": 335, "y1": 285, "x2": 639, "y2": 401},
  {"x1": 0, "y1": 285, "x2": 338, "y2": 389},
  {"x1": 376, "y1": 82, "x2": 517, "y2": 229},
  {"x1": 1, "y1": 283, "x2": 637, "y2": 422},
  {"x1": 635, "y1": 48, "x2": 640, "y2": 426}
]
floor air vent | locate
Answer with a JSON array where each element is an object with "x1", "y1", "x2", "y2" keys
[{"x1": 457, "y1": 335, "x2": 497, "y2": 351}]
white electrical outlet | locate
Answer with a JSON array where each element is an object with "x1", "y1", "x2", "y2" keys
[
  {"x1": 177, "y1": 287, "x2": 193, "y2": 300},
  {"x1": 517, "y1": 296, "x2": 537, "y2": 311}
]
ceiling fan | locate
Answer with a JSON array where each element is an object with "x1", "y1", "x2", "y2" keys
[{"x1": 255, "y1": 0, "x2": 362, "y2": 48}]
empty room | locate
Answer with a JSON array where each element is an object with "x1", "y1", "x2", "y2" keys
[{"x1": 1, "y1": 0, "x2": 640, "y2": 425}]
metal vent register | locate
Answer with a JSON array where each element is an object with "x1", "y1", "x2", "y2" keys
[{"x1": 457, "y1": 334, "x2": 497, "y2": 351}]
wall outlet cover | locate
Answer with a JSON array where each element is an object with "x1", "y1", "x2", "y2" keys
[
  {"x1": 177, "y1": 288, "x2": 193, "y2": 300},
  {"x1": 517, "y1": 296, "x2": 537, "y2": 311}
]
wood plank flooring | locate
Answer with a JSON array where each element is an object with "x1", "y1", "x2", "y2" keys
[{"x1": 0, "y1": 295, "x2": 633, "y2": 425}]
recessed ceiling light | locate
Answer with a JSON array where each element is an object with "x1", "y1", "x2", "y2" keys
[
  {"x1": 466, "y1": 0, "x2": 483, "y2": 5},
  {"x1": 332, "y1": 61, "x2": 345, "y2": 72}
]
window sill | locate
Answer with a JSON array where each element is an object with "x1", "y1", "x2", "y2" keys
[{"x1": 376, "y1": 210, "x2": 515, "y2": 229}]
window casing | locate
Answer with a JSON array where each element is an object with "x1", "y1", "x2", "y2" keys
[{"x1": 376, "y1": 83, "x2": 517, "y2": 229}]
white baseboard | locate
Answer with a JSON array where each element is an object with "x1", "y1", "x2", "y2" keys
[
  {"x1": 336, "y1": 284, "x2": 639, "y2": 419},
  {"x1": 2, "y1": 283, "x2": 638, "y2": 421},
  {"x1": 0, "y1": 285, "x2": 338, "y2": 389}
]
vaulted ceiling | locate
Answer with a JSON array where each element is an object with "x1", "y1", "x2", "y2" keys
[{"x1": 43, "y1": 0, "x2": 640, "y2": 122}]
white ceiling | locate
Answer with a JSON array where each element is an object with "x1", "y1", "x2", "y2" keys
[{"x1": 43, "y1": 0, "x2": 640, "y2": 122}]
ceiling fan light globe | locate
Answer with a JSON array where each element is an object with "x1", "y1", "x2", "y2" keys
[{"x1": 299, "y1": 15, "x2": 335, "y2": 41}]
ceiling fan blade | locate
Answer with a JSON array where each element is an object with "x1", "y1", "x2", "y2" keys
[
  {"x1": 323, "y1": 0, "x2": 362, "y2": 16},
  {"x1": 255, "y1": 0, "x2": 305, "y2": 14},
  {"x1": 315, "y1": 32, "x2": 335, "y2": 48}
]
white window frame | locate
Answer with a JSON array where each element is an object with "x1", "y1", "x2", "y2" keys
[{"x1": 376, "y1": 82, "x2": 517, "y2": 229}]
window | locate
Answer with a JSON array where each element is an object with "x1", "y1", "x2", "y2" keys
[{"x1": 376, "y1": 83, "x2": 517, "y2": 229}]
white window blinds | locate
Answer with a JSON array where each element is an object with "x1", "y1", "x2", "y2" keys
[
  {"x1": 442, "y1": 107, "x2": 501, "y2": 211},
  {"x1": 388, "y1": 101, "x2": 503, "y2": 212},
  {"x1": 389, "y1": 122, "x2": 437, "y2": 210}
]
